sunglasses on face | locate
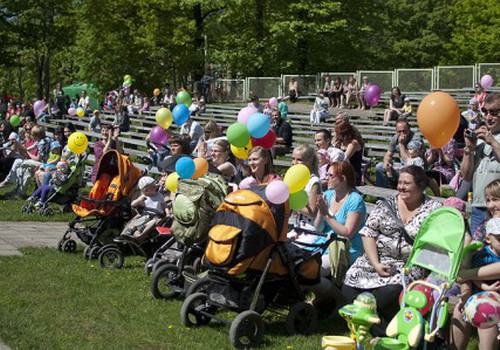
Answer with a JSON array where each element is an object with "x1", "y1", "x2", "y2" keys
[{"x1": 481, "y1": 108, "x2": 500, "y2": 117}]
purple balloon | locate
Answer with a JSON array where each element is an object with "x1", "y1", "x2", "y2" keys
[
  {"x1": 480, "y1": 75, "x2": 494, "y2": 89},
  {"x1": 33, "y1": 100, "x2": 45, "y2": 117},
  {"x1": 364, "y1": 84, "x2": 381, "y2": 107},
  {"x1": 150, "y1": 126, "x2": 169, "y2": 144},
  {"x1": 237, "y1": 107, "x2": 257, "y2": 124},
  {"x1": 265, "y1": 180, "x2": 290, "y2": 204},
  {"x1": 68, "y1": 107, "x2": 77, "y2": 116},
  {"x1": 269, "y1": 97, "x2": 278, "y2": 107}
]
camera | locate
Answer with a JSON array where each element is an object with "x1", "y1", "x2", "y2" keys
[{"x1": 465, "y1": 120, "x2": 486, "y2": 138}]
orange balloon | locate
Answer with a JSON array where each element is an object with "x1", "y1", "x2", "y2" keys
[
  {"x1": 153, "y1": 88, "x2": 160, "y2": 97},
  {"x1": 192, "y1": 158, "x2": 209, "y2": 179},
  {"x1": 417, "y1": 92, "x2": 460, "y2": 148}
]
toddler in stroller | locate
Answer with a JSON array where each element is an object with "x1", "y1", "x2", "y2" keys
[
  {"x1": 97, "y1": 176, "x2": 171, "y2": 269},
  {"x1": 27, "y1": 161, "x2": 69, "y2": 208}
]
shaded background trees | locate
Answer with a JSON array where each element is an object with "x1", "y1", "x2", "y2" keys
[{"x1": 0, "y1": 0, "x2": 499, "y2": 99}]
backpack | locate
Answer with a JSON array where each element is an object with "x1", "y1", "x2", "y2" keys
[{"x1": 171, "y1": 172, "x2": 228, "y2": 246}]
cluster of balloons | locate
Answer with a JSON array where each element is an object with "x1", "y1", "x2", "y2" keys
[
  {"x1": 33, "y1": 100, "x2": 45, "y2": 117},
  {"x1": 364, "y1": 84, "x2": 381, "y2": 107},
  {"x1": 67, "y1": 132, "x2": 88, "y2": 155},
  {"x1": 265, "y1": 164, "x2": 310, "y2": 210},
  {"x1": 480, "y1": 74, "x2": 495, "y2": 89},
  {"x1": 9, "y1": 115, "x2": 20, "y2": 127},
  {"x1": 164, "y1": 157, "x2": 209, "y2": 192},
  {"x1": 226, "y1": 107, "x2": 277, "y2": 159},
  {"x1": 67, "y1": 107, "x2": 85, "y2": 118},
  {"x1": 123, "y1": 74, "x2": 132, "y2": 88},
  {"x1": 153, "y1": 91, "x2": 193, "y2": 143},
  {"x1": 417, "y1": 91, "x2": 459, "y2": 148}
]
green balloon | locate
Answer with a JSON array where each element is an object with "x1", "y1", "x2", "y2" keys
[
  {"x1": 9, "y1": 114, "x2": 20, "y2": 127},
  {"x1": 289, "y1": 190, "x2": 308, "y2": 210},
  {"x1": 176, "y1": 91, "x2": 192, "y2": 107},
  {"x1": 227, "y1": 123, "x2": 250, "y2": 148}
]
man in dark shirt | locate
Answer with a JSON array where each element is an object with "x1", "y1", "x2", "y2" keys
[{"x1": 271, "y1": 109, "x2": 293, "y2": 158}]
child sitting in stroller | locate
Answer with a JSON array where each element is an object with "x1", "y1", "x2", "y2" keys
[
  {"x1": 121, "y1": 176, "x2": 168, "y2": 241},
  {"x1": 28, "y1": 160, "x2": 69, "y2": 207}
]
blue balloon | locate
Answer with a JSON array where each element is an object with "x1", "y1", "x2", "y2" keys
[
  {"x1": 172, "y1": 104, "x2": 190, "y2": 125},
  {"x1": 247, "y1": 113, "x2": 271, "y2": 138},
  {"x1": 175, "y1": 156, "x2": 195, "y2": 179}
]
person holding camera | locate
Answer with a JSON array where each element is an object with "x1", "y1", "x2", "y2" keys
[
  {"x1": 90, "y1": 123, "x2": 123, "y2": 183},
  {"x1": 460, "y1": 92, "x2": 500, "y2": 233}
]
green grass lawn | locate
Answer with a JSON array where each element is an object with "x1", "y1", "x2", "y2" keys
[{"x1": 0, "y1": 247, "x2": 346, "y2": 349}]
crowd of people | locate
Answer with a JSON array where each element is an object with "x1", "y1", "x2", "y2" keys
[{"x1": 1, "y1": 79, "x2": 500, "y2": 348}]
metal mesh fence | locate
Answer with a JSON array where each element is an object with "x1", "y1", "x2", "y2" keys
[
  {"x1": 396, "y1": 69, "x2": 433, "y2": 92},
  {"x1": 358, "y1": 71, "x2": 394, "y2": 93},
  {"x1": 436, "y1": 66, "x2": 475, "y2": 90},
  {"x1": 282, "y1": 75, "x2": 319, "y2": 96},
  {"x1": 478, "y1": 63, "x2": 500, "y2": 90},
  {"x1": 212, "y1": 79, "x2": 246, "y2": 102},
  {"x1": 247, "y1": 77, "x2": 281, "y2": 99}
]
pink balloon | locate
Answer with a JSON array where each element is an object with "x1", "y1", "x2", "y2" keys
[
  {"x1": 265, "y1": 180, "x2": 290, "y2": 204},
  {"x1": 237, "y1": 107, "x2": 257, "y2": 124},
  {"x1": 269, "y1": 97, "x2": 278, "y2": 107},
  {"x1": 239, "y1": 176, "x2": 258, "y2": 190},
  {"x1": 33, "y1": 100, "x2": 45, "y2": 117},
  {"x1": 150, "y1": 126, "x2": 169, "y2": 144},
  {"x1": 68, "y1": 108, "x2": 77, "y2": 116},
  {"x1": 364, "y1": 84, "x2": 381, "y2": 107},
  {"x1": 480, "y1": 75, "x2": 494, "y2": 89}
]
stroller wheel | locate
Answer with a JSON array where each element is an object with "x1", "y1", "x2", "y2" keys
[
  {"x1": 41, "y1": 207, "x2": 54, "y2": 217},
  {"x1": 99, "y1": 247, "x2": 124, "y2": 270},
  {"x1": 62, "y1": 239, "x2": 77, "y2": 253},
  {"x1": 21, "y1": 204, "x2": 30, "y2": 214},
  {"x1": 192, "y1": 257, "x2": 203, "y2": 274},
  {"x1": 83, "y1": 246, "x2": 91, "y2": 260},
  {"x1": 57, "y1": 238, "x2": 66, "y2": 252},
  {"x1": 285, "y1": 302, "x2": 318, "y2": 335},
  {"x1": 152, "y1": 259, "x2": 168, "y2": 275},
  {"x1": 89, "y1": 246, "x2": 101, "y2": 260},
  {"x1": 61, "y1": 204, "x2": 72, "y2": 213},
  {"x1": 98, "y1": 247, "x2": 124, "y2": 269},
  {"x1": 185, "y1": 276, "x2": 211, "y2": 298},
  {"x1": 150, "y1": 264, "x2": 182, "y2": 299},
  {"x1": 144, "y1": 258, "x2": 155, "y2": 275},
  {"x1": 180, "y1": 292, "x2": 213, "y2": 327},
  {"x1": 229, "y1": 310, "x2": 265, "y2": 349}
]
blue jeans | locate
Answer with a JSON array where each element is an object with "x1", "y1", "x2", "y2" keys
[
  {"x1": 375, "y1": 162, "x2": 401, "y2": 188},
  {"x1": 470, "y1": 206, "x2": 488, "y2": 235}
]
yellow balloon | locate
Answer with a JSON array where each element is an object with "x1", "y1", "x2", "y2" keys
[
  {"x1": 156, "y1": 108, "x2": 173, "y2": 129},
  {"x1": 165, "y1": 172, "x2": 180, "y2": 193},
  {"x1": 230, "y1": 139, "x2": 253, "y2": 160},
  {"x1": 124, "y1": 74, "x2": 131, "y2": 82},
  {"x1": 76, "y1": 108, "x2": 85, "y2": 117},
  {"x1": 67, "y1": 132, "x2": 88, "y2": 155},
  {"x1": 284, "y1": 164, "x2": 310, "y2": 193}
]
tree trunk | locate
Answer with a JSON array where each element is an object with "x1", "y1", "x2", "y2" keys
[
  {"x1": 254, "y1": 0, "x2": 265, "y2": 76},
  {"x1": 43, "y1": 50, "x2": 50, "y2": 99},
  {"x1": 17, "y1": 66, "x2": 24, "y2": 99},
  {"x1": 35, "y1": 53, "x2": 44, "y2": 100},
  {"x1": 192, "y1": 4, "x2": 204, "y2": 82}
]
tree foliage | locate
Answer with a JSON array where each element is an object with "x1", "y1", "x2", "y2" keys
[{"x1": 0, "y1": 0, "x2": 498, "y2": 98}]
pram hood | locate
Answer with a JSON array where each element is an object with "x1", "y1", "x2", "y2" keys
[
  {"x1": 73, "y1": 150, "x2": 142, "y2": 217},
  {"x1": 405, "y1": 207, "x2": 465, "y2": 283},
  {"x1": 204, "y1": 186, "x2": 290, "y2": 276}
]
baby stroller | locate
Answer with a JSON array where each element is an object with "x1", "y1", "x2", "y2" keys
[
  {"x1": 180, "y1": 186, "x2": 336, "y2": 348},
  {"x1": 22, "y1": 154, "x2": 88, "y2": 216},
  {"x1": 96, "y1": 211, "x2": 173, "y2": 270},
  {"x1": 58, "y1": 150, "x2": 142, "y2": 255},
  {"x1": 144, "y1": 140, "x2": 170, "y2": 171},
  {"x1": 148, "y1": 172, "x2": 228, "y2": 299},
  {"x1": 374, "y1": 207, "x2": 480, "y2": 350}
]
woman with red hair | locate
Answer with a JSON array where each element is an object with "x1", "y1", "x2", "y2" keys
[{"x1": 334, "y1": 119, "x2": 364, "y2": 185}]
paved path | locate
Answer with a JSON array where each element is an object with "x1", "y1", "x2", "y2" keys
[{"x1": 0, "y1": 221, "x2": 67, "y2": 256}]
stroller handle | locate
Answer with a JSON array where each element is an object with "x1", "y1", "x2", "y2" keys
[{"x1": 462, "y1": 241, "x2": 484, "y2": 256}]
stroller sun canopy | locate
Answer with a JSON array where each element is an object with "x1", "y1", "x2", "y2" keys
[{"x1": 405, "y1": 207, "x2": 465, "y2": 283}]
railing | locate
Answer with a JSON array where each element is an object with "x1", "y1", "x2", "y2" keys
[{"x1": 190, "y1": 63, "x2": 499, "y2": 101}]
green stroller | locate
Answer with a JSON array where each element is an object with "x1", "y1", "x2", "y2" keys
[{"x1": 372, "y1": 207, "x2": 479, "y2": 350}]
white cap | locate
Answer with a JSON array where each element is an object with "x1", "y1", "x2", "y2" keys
[
  {"x1": 138, "y1": 176, "x2": 156, "y2": 190},
  {"x1": 8, "y1": 132, "x2": 19, "y2": 141},
  {"x1": 486, "y1": 218, "x2": 500, "y2": 235}
]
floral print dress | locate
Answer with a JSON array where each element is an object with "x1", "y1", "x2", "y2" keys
[{"x1": 344, "y1": 195, "x2": 442, "y2": 289}]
